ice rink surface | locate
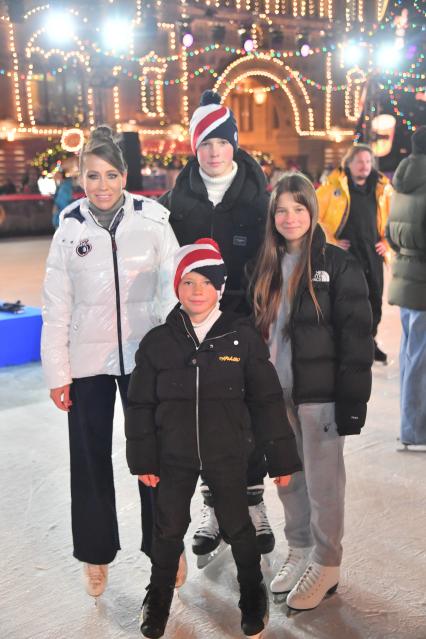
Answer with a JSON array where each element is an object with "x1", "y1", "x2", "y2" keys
[{"x1": 1, "y1": 237, "x2": 425, "y2": 639}]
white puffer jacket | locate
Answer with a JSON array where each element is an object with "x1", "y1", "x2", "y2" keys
[{"x1": 41, "y1": 191, "x2": 179, "y2": 389}]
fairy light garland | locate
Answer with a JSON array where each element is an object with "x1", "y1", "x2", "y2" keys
[
  {"x1": 325, "y1": 51, "x2": 332, "y2": 130},
  {"x1": 24, "y1": 4, "x2": 50, "y2": 20},
  {"x1": 7, "y1": 19, "x2": 24, "y2": 126},
  {"x1": 389, "y1": 88, "x2": 417, "y2": 132},
  {"x1": 140, "y1": 66, "x2": 166, "y2": 118},
  {"x1": 158, "y1": 23, "x2": 177, "y2": 51},
  {"x1": 345, "y1": 68, "x2": 366, "y2": 121},
  {"x1": 113, "y1": 66, "x2": 121, "y2": 129},
  {"x1": 0, "y1": 0, "x2": 423, "y2": 143},
  {"x1": 181, "y1": 46, "x2": 190, "y2": 126}
]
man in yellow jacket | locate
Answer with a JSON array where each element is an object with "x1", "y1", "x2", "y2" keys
[{"x1": 316, "y1": 143, "x2": 392, "y2": 363}]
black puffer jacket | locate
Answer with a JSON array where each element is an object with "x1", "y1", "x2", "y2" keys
[
  {"x1": 159, "y1": 149, "x2": 268, "y2": 311},
  {"x1": 125, "y1": 308, "x2": 302, "y2": 478},
  {"x1": 385, "y1": 153, "x2": 426, "y2": 311},
  {"x1": 289, "y1": 225, "x2": 374, "y2": 434}
]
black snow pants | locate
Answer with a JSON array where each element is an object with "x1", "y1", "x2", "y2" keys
[
  {"x1": 150, "y1": 461, "x2": 262, "y2": 589},
  {"x1": 362, "y1": 253, "x2": 384, "y2": 337},
  {"x1": 68, "y1": 374, "x2": 154, "y2": 564}
]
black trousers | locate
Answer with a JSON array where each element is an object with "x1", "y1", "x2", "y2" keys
[
  {"x1": 363, "y1": 257, "x2": 384, "y2": 337},
  {"x1": 68, "y1": 374, "x2": 154, "y2": 564},
  {"x1": 150, "y1": 461, "x2": 262, "y2": 589}
]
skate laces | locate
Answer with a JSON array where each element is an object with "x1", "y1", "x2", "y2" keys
[
  {"x1": 194, "y1": 504, "x2": 219, "y2": 539},
  {"x1": 249, "y1": 501, "x2": 272, "y2": 535},
  {"x1": 294, "y1": 563, "x2": 321, "y2": 593},
  {"x1": 276, "y1": 548, "x2": 301, "y2": 577}
]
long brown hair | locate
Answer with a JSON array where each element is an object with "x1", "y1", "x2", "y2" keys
[
  {"x1": 251, "y1": 171, "x2": 322, "y2": 339},
  {"x1": 341, "y1": 143, "x2": 376, "y2": 170}
]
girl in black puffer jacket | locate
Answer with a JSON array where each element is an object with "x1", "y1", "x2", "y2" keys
[{"x1": 251, "y1": 172, "x2": 374, "y2": 612}]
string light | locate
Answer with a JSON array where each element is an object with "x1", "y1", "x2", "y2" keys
[
  {"x1": 7, "y1": 19, "x2": 24, "y2": 126},
  {"x1": 181, "y1": 44, "x2": 189, "y2": 126},
  {"x1": 345, "y1": 68, "x2": 366, "y2": 121},
  {"x1": 325, "y1": 52, "x2": 332, "y2": 131},
  {"x1": 140, "y1": 65, "x2": 166, "y2": 118},
  {"x1": 389, "y1": 88, "x2": 417, "y2": 132},
  {"x1": 0, "y1": 0, "x2": 423, "y2": 147},
  {"x1": 113, "y1": 66, "x2": 121, "y2": 129}
]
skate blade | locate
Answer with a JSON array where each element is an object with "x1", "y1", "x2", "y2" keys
[
  {"x1": 286, "y1": 583, "x2": 339, "y2": 612},
  {"x1": 397, "y1": 444, "x2": 426, "y2": 453},
  {"x1": 272, "y1": 592, "x2": 288, "y2": 604},
  {"x1": 196, "y1": 540, "x2": 228, "y2": 569}
]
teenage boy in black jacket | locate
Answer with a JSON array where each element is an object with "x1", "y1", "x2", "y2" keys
[
  {"x1": 159, "y1": 90, "x2": 273, "y2": 561},
  {"x1": 126, "y1": 239, "x2": 301, "y2": 639}
]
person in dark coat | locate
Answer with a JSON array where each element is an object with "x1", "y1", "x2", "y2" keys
[
  {"x1": 386, "y1": 125, "x2": 426, "y2": 446},
  {"x1": 316, "y1": 144, "x2": 392, "y2": 363},
  {"x1": 158, "y1": 90, "x2": 273, "y2": 560},
  {"x1": 125, "y1": 238, "x2": 301, "y2": 639},
  {"x1": 251, "y1": 172, "x2": 374, "y2": 611}
]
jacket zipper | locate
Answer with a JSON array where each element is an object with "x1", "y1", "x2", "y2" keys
[
  {"x1": 179, "y1": 313, "x2": 237, "y2": 470},
  {"x1": 110, "y1": 229, "x2": 125, "y2": 375},
  {"x1": 180, "y1": 313, "x2": 203, "y2": 469},
  {"x1": 88, "y1": 208, "x2": 125, "y2": 376}
]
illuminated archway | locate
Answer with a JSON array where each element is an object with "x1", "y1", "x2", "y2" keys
[{"x1": 213, "y1": 54, "x2": 316, "y2": 135}]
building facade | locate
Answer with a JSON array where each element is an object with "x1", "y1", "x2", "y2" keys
[{"x1": 0, "y1": 0, "x2": 391, "y2": 183}]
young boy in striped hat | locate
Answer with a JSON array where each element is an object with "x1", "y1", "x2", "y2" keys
[
  {"x1": 159, "y1": 89, "x2": 274, "y2": 568},
  {"x1": 125, "y1": 238, "x2": 301, "y2": 639}
]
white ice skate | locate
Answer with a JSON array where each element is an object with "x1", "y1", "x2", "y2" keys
[
  {"x1": 270, "y1": 547, "x2": 312, "y2": 603},
  {"x1": 286, "y1": 562, "x2": 339, "y2": 611}
]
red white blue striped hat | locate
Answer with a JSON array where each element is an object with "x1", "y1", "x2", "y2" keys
[
  {"x1": 189, "y1": 91, "x2": 238, "y2": 155},
  {"x1": 174, "y1": 237, "x2": 227, "y2": 297}
]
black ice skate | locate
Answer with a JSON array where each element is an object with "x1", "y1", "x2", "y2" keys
[
  {"x1": 192, "y1": 503, "x2": 228, "y2": 568},
  {"x1": 239, "y1": 580, "x2": 269, "y2": 639},
  {"x1": 139, "y1": 584, "x2": 174, "y2": 639},
  {"x1": 192, "y1": 485, "x2": 228, "y2": 568},
  {"x1": 247, "y1": 486, "x2": 275, "y2": 556}
]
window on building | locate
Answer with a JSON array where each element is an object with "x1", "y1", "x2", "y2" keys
[{"x1": 29, "y1": 56, "x2": 88, "y2": 125}]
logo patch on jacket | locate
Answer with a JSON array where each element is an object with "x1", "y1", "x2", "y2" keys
[
  {"x1": 233, "y1": 235, "x2": 247, "y2": 247},
  {"x1": 76, "y1": 239, "x2": 92, "y2": 257},
  {"x1": 219, "y1": 355, "x2": 241, "y2": 363},
  {"x1": 333, "y1": 188, "x2": 341, "y2": 197},
  {"x1": 312, "y1": 270, "x2": 330, "y2": 283}
]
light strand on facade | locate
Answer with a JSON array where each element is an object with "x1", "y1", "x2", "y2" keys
[{"x1": 5, "y1": 18, "x2": 24, "y2": 126}]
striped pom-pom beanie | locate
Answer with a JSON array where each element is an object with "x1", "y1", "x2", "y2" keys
[
  {"x1": 174, "y1": 237, "x2": 227, "y2": 298},
  {"x1": 189, "y1": 90, "x2": 238, "y2": 155}
]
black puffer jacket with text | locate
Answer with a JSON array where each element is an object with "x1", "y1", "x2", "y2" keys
[{"x1": 125, "y1": 308, "x2": 302, "y2": 478}]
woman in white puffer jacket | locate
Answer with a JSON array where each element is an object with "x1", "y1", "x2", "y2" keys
[{"x1": 41, "y1": 125, "x2": 178, "y2": 598}]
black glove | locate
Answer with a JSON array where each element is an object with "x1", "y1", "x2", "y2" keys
[
  {"x1": 335, "y1": 402, "x2": 367, "y2": 436},
  {"x1": 0, "y1": 300, "x2": 24, "y2": 313}
]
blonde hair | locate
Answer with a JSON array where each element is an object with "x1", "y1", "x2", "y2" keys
[
  {"x1": 79, "y1": 125, "x2": 127, "y2": 174},
  {"x1": 251, "y1": 172, "x2": 322, "y2": 339},
  {"x1": 341, "y1": 143, "x2": 376, "y2": 170}
]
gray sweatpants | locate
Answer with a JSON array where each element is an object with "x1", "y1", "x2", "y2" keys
[{"x1": 277, "y1": 395, "x2": 346, "y2": 567}]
